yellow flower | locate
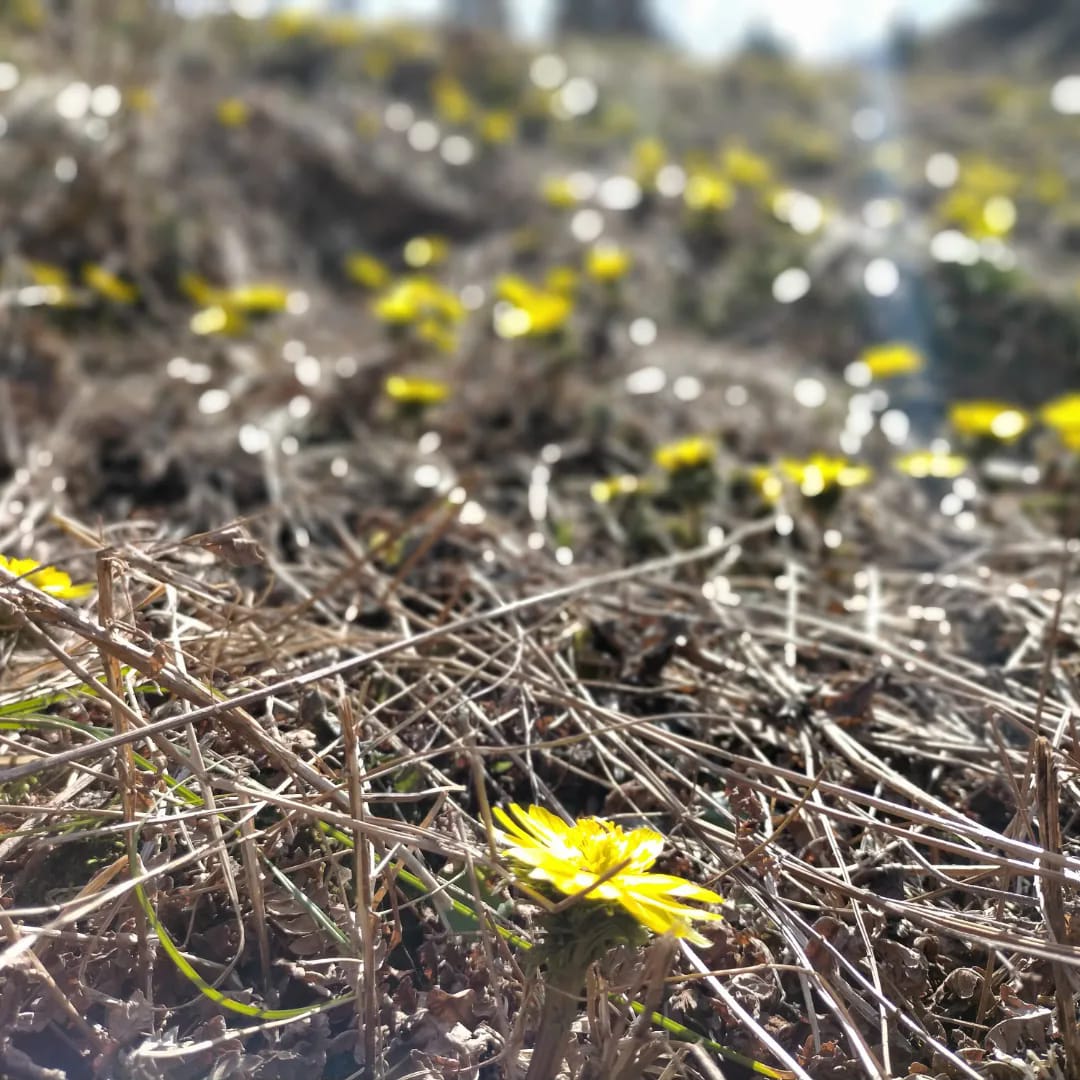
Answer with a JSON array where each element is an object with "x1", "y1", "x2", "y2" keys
[
  {"x1": 494, "y1": 275, "x2": 572, "y2": 338},
  {"x1": 478, "y1": 110, "x2": 516, "y2": 145},
  {"x1": 403, "y1": 235, "x2": 449, "y2": 270},
  {"x1": 216, "y1": 98, "x2": 250, "y2": 128},
  {"x1": 752, "y1": 455, "x2": 872, "y2": 500},
  {"x1": 82, "y1": 264, "x2": 137, "y2": 305},
  {"x1": 179, "y1": 271, "x2": 220, "y2": 307},
  {"x1": 0, "y1": 554, "x2": 93, "y2": 600},
  {"x1": 584, "y1": 243, "x2": 632, "y2": 283},
  {"x1": 190, "y1": 304, "x2": 247, "y2": 337},
  {"x1": 631, "y1": 136, "x2": 666, "y2": 190},
  {"x1": 540, "y1": 175, "x2": 579, "y2": 209},
  {"x1": 949, "y1": 401, "x2": 1030, "y2": 441},
  {"x1": 722, "y1": 143, "x2": 772, "y2": 188},
  {"x1": 373, "y1": 277, "x2": 464, "y2": 327},
  {"x1": 432, "y1": 74, "x2": 473, "y2": 125},
  {"x1": 384, "y1": 375, "x2": 450, "y2": 406},
  {"x1": 590, "y1": 474, "x2": 645, "y2": 504},
  {"x1": 684, "y1": 169, "x2": 735, "y2": 214},
  {"x1": 494, "y1": 803, "x2": 723, "y2": 947},
  {"x1": 856, "y1": 342, "x2": 926, "y2": 380},
  {"x1": 223, "y1": 283, "x2": 289, "y2": 312},
  {"x1": 24, "y1": 261, "x2": 77, "y2": 306},
  {"x1": 1040, "y1": 392, "x2": 1080, "y2": 449},
  {"x1": 895, "y1": 450, "x2": 969, "y2": 479},
  {"x1": 654, "y1": 436, "x2": 715, "y2": 473}
]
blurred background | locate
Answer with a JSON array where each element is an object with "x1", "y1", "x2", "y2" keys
[{"x1": 2, "y1": 0, "x2": 1080, "y2": 549}]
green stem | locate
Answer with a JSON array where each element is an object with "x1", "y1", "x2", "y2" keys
[{"x1": 526, "y1": 957, "x2": 589, "y2": 1080}]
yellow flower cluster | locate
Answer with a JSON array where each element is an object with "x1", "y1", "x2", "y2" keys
[
  {"x1": 752, "y1": 455, "x2": 872, "y2": 501},
  {"x1": 373, "y1": 276, "x2": 465, "y2": 353}
]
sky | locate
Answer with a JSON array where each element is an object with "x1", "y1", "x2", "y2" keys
[{"x1": 212, "y1": 0, "x2": 980, "y2": 60}]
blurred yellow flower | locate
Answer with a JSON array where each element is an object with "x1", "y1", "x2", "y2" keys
[
  {"x1": 478, "y1": 110, "x2": 516, "y2": 144},
  {"x1": 654, "y1": 436, "x2": 715, "y2": 473},
  {"x1": 722, "y1": 143, "x2": 772, "y2": 188},
  {"x1": 590, "y1": 474, "x2": 645, "y2": 504},
  {"x1": 584, "y1": 243, "x2": 632, "y2": 283},
  {"x1": 403, "y1": 235, "x2": 449, "y2": 270},
  {"x1": 344, "y1": 252, "x2": 391, "y2": 291},
  {"x1": 224, "y1": 284, "x2": 289, "y2": 312},
  {"x1": 0, "y1": 554, "x2": 93, "y2": 600},
  {"x1": 24, "y1": 261, "x2": 77, "y2": 306},
  {"x1": 684, "y1": 169, "x2": 735, "y2": 214},
  {"x1": 541, "y1": 175, "x2": 579, "y2": 209},
  {"x1": 857, "y1": 342, "x2": 926, "y2": 379},
  {"x1": 494, "y1": 275, "x2": 572, "y2": 338},
  {"x1": 1040, "y1": 393, "x2": 1080, "y2": 449},
  {"x1": 895, "y1": 450, "x2": 969, "y2": 479},
  {"x1": 494, "y1": 803, "x2": 723, "y2": 947},
  {"x1": 190, "y1": 305, "x2": 246, "y2": 337},
  {"x1": 432, "y1": 74, "x2": 473, "y2": 124},
  {"x1": 384, "y1": 374, "x2": 450, "y2": 406},
  {"x1": 216, "y1": 98, "x2": 250, "y2": 128},
  {"x1": 82, "y1": 264, "x2": 137, "y2": 305},
  {"x1": 373, "y1": 276, "x2": 464, "y2": 327},
  {"x1": 631, "y1": 136, "x2": 667, "y2": 190},
  {"x1": 752, "y1": 455, "x2": 872, "y2": 501},
  {"x1": 949, "y1": 400, "x2": 1030, "y2": 441}
]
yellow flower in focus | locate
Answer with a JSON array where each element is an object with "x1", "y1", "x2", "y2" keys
[
  {"x1": 494, "y1": 275, "x2": 572, "y2": 339},
  {"x1": 0, "y1": 554, "x2": 93, "y2": 600},
  {"x1": 494, "y1": 803, "x2": 723, "y2": 947},
  {"x1": 584, "y1": 243, "x2": 632, "y2": 283},
  {"x1": 590, "y1": 474, "x2": 645, "y2": 504},
  {"x1": 950, "y1": 401, "x2": 1030, "y2": 441},
  {"x1": 895, "y1": 450, "x2": 969, "y2": 479},
  {"x1": 684, "y1": 169, "x2": 735, "y2": 214},
  {"x1": 216, "y1": 98, "x2": 250, "y2": 128},
  {"x1": 654, "y1": 436, "x2": 715, "y2": 473},
  {"x1": 384, "y1": 374, "x2": 450, "y2": 406},
  {"x1": 403, "y1": 235, "x2": 449, "y2": 270},
  {"x1": 82, "y1": 264, "x2": 137, "y2": 305},
  {"x1": 344, "y1": 252, "x2": 391, "y2": 291},
  {"x1": 1040, "y1": 393, "x2": 1080, "y2": 449},
  {"x1": 722, "y1": 143, "x2": 772, "y2": 188},
  {"x1": 857, "y1": 342, "x2": 926, "y2": 380}
]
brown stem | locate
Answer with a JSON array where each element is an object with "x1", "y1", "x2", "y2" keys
[{"x1": 525, "y1": 959, "x2": 588, "y2": 1080}]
